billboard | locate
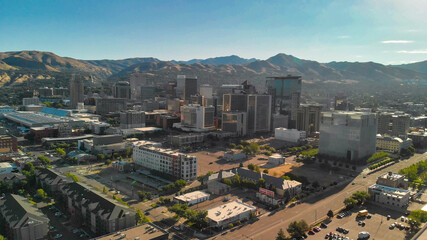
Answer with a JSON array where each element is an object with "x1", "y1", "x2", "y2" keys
[{"x1": 259, "y1": 187, "x2": 274, "y2": 197}]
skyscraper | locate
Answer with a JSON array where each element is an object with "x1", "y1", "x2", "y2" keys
[
  {"x1": 113, "y1": 81, "x2": 131, "y2": 99},
  {"x1": 296, "y1": 104, "x2": 322, "y2": 136},
  {"x1": 184, "y1": 77, "x2": 198, "y2": 101},
  {"x1": 70, "y1": 74, "x2": 84, "y2": 109},
  {"x1": 266, "y1": 75, "x2": 302, "y2": 128},
  {"x1": 223, "y1": 93, "x2": 271, "y2": 134},
  {"x1": 377, "y1": 112, "x2": 410, "y2": 138}
]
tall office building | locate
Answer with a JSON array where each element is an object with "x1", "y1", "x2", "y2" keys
[
  {"x1": 184, "y1": 77, "x2": 198, "y2": 101},
  {"x1": 200, "y1": 84, "x2": 213, "y2": 99},
  {"x1": 120, "y1": 111, "x2": 145, "y2": 129},
  {"x1": 319, "y1": 111, "x2": 377, "y2": 162},
  {"x1": 180, "y1": 104, "x2": 215, "y2": 131},
  {"x1": 38, "y1": 87, "x2": 53, "y2": 97},
  {"x1": 113, "y1": 81, "x2": 131, "y2": 99},
  {"x1": 377, "y1": 112, "x2": 410, "y2": 138},
  {"x1": 140, "y1": 86, "x2": 156, "y2": 100},
  {"x1": 70, "y1": 75, "x2": 85, "y2": 109},
  {"x1": 266, "y1": 75, "x2": 302, "y2": 128},
  {"x1": 223, "y1": 93, "x2": 271, "y2": 133},
  {"x1": 296, "y1": 104, "x2": 322, "y2": 136},
  {"x1": 96, "y1": 98, "x2": 126, "y2": 115},
  {"x1": 222, "y1": 112, "x2": 247, "y2": 136}
]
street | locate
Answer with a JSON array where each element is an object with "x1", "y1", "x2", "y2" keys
[{"x1": 213, "y1": 153, "x2": 426, "y2": 240}]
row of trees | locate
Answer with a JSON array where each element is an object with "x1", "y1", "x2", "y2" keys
[
  {"x1": 343, "y1": 191, "x2": 370, "y2": 209},
  {"x1": 398, "y1": 160, "x2": 427, "y2": 185},
  {"x1": 367, "y1": 151, "x2": 389, "y2": 163},
  {"x1": 168, "y1": 203, "x2": 209, "y2": 229},
  {"x1": 368, "y1": 157, "x2": 399, "y2": 170},
  {"x1": 137, "y1": 191, "x2": 152, "y2": 201},
  {"x1": 159, "y1": 179, "x2": 187, "y2": 194},
  {"x1": 230, "y1": 141, "x2": 261, "y2": 155}
]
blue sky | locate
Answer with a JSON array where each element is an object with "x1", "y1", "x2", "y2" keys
[{"x1": 1, "y1": 0, "x2": 426, "y2": 64}]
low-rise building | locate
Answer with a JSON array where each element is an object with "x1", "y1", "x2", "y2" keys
[
  {"x1": 35, "y1": 168, "x2": 71, "y2": 195},
  {"x1": 207, "y1": 181, "x2": 231, "y2": 195},
  {"x1": 408, "y1": 131, "x2": 427, "y2": 150},
  {"x1": 368, "y1": 184, "x2": 410, "y2": 212},
  {"x1": 207, "y1": 201, "x2": 256, "y2": 228},
  {"x1": 376, "y1": 135, "x2": 413, "y2": 153},
  {"x1": 170, "y1": 134, "x2": 205, "y2": 146},
  {"x1": 274, "y1": 128, "x2": 306, "y2": 143},
  {"x1": 376, "y1": 172, "x2": 409, "y2": 189},
  {"x1": 0, "y1": 194, "x2": 50, "y2": 240},
  {"x1": 0, "y1": 135, "x2": 18, "y2": 152},
  {"x1": 133, "y1": 141, "x2": 198, "y2": 181},
  {"x1": 93, "y1": 223, "x2": 168, "y2": 240},
  {"x1": 223, "y1": 150, "x2": 246, "y2": 161},
  {"x1": 0, "y1": 162, "x2": 19, "y2": 174},
  {"x1": 268, "y1": 154, "x2": 285, "y2": 165},
  {"x1": 58, "y1": 181, "x2": 137, "y2": 236},
  {"x1": 174, "y1": 191, "x2": 210, "y2": 206}
]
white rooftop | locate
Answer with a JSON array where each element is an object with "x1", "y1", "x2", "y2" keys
[
  {"x1": 207, "y1": 201, "x2": 256, "y2": 222},
  {"x1": 174, "y1": 191, "x2": 210, "y2": 202}
]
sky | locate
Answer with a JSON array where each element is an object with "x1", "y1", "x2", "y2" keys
[{"x1": 1, "y1": 0, "x2": 426, "y2": 64}]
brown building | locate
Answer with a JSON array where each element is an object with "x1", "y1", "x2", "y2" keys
[
  {"x1": 30, "y1": 127, "x2": 58, "y2": 143},
  {"x1": 155, "y1": 114, "x2": 180, "y2": 129},
  {"x1": 0, "y1": 136, "x2": 18, "y2": 152}
]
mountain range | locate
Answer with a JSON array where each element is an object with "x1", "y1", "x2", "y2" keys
[{"x1": 0, "y1": 50, "x2": 426, "y2": 89}]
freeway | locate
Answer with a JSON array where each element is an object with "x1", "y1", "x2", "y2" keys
[{"x1": 214, "y1": 153, "x2": 427, "y2": 240}]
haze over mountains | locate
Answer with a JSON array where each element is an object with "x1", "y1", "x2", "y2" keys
[{"x1": 0, "y1": 50, "x2": 426, "y2": 89}]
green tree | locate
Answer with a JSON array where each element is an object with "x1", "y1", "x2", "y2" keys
[
  {"x1": 36, "y1": 189, "x2": 48, "y2": 202},
  {"x1": 136, "y1": 209, "x2": 151, "y2": 224},
  {"x1": 351, "y1": 191, "x2": 370, "y2": 205},
  {"x1": 408, "y1": 210, "x2": 427, "y2": 223},
  {"x1": 56, "y1": 148, "x2": 66, "y2": 156},
  {"x1": 257, "y1": 178, "x2": 266, "y2": 188},
  {"x1": 276, "y1": 228, "x2": 289, "y2": 240},
  {"x1": 233, "y1": 174, "x2": 241, "y2": 186},
  {"x1": 263, "y1": 169, "x2": 269, "y2": 174},
  {"x1": 23, "y1": 162, "x2": 35, "y2": 172},
  {"x1": 105, "y1": 159, "x2": 112, "y2": 165},
  {"x1": 97, "y1": 154, "x2": 105, "y2": 161},
  {"x1": 287, "y1": 220, "x2": 309, "y2": 238},
  {"x1": 38, "y1": 155, "x2": 51, "y2": 165},
  {"x1": 327, "y1": 210, "x2": 334, "y2": 218},
  {"x1": 248, "y1": 163, "x2": 255, "y2": 171},
  {"x1": 344, "y1": 197, "x2": 357, "y2": 209}
]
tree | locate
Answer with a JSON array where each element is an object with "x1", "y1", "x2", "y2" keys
[
  {"x1": 408, "y1": 210, "x2": 427, "y2": 223},
  {"x1": 38, "y1": 155, "x2": 51, "y2": 165},
  {"x1": 23, "y1": 162, "x2": 35, "y2": 172},
  {"x1": 0, "y1": 234, "x2": 7, "y2": 240},
  {"x1": 263, "y1": 169, "x2": 269, "y2": 174},
  {"x1": 257, "y1": 178, "x2": 266, "y2": 188},
  {"x1": 351, "y1": 191, "x2": 370, "y2": 205},
  {"x1": 36, "y1": 189, "x2": 48, "y2": 202},
  {"x1": 233, "y1": 174, "x2": 241, "y2": 186},
  {"x1": 327, "y1": 210, "x2": 334, "y2": 218},
  {"x1": 343, "y1": 197, "x2": 357, "y2": 209},
  {"x1": 287, "y1": 220, "x2": 309, "y2": 238},
  {"x1": 276, "y1": 228, "x2": 288, "y2": 240},
  {"x1": 136, "y1": 209, "x2": 151, "y2": 224},
  {"x1": 248, "y1": 163, "x2": 255, "y2": 171},
  {"x1": 56, "y1": 148, "x2": 66, "y2": 156},
  {"x1": 408, "y1": 218, "x2": 421, "y2": 231},
  {"x1": 105, "y1": 159, "x2": 112, "y2": 165}
]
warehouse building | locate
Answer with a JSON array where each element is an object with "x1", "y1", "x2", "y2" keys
[
  {"x1": 174, "y1": 191, "x2": 210, "y2": 206},
  {"x1": 207, "y1": 201, "x2": 257, "y2": 228}
]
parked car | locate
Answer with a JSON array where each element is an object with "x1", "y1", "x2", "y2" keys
[
  {"x1": 73, "y1": 229, "x2": 80, "y2": 234},
  {"x1": 321, "y1": 223, "x2": 328, "y2": 228},
  {"x1": 387, "y1": 215, "x2": 391, "y2": 220},
  {"x1": 308, "y1": 230, "x2": 315, "y2": 235}
]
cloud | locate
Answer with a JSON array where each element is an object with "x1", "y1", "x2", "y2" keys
[
  {"x1": 338, "y1": 35, "x2": 350, "y2": 39},
  {"x1": 397, "y1": 49, "x2": 427, "y2": 54},
  {"x1": 381, "y1": 40, "x2": 414, "y2": 44}
]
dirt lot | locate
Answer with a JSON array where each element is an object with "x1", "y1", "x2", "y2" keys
[
  {"x1": 193, "y1": 151, "x2": 270, "y2": 176},
  {"x1": 306, "y1": 204, "x2": 410, "y2": 240}
]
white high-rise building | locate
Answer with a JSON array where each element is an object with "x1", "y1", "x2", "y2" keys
[
  {"x1": 319, "y1": 111, "x2": 377, "y2": 162},
  {"x1": 200, "y1": 84, "x2": 213, "y2": 99},
  {"x1": 133, "y1": 141, "x2": 198, "y2": 181},
  {"x1": 180, "y1": 104, "x2": 215, "y2": 131}
]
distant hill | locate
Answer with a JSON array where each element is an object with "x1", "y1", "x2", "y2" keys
[
  {"x1": 172, "y1": 55, "x2": 258, "y2": 65},
  {"x1": 0, "y1": 50, "x2": 426, "y2": 90},
  {"x1": 393, "y1": 61, "x2": 427, "y2": 74}
]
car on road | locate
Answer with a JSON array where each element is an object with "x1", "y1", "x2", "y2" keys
[{"x1": 53, "y1": 234, "x2": 63, "y2": 239}]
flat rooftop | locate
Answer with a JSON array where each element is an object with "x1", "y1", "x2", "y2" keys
[
  {"x1": 174, "y1": 191, "x2": 210, "y2": 202},
  {"x1": 207, "y1": 200, "x2": 256, "y2": 223},
  {"x1": 378, "y1": 172, "x2": 405, "y2": 181},
  {"x1": 94, "y1": 223, "x2": 167, "y2": 240},
  {"x1": 369, "y1": 184, "x2": 410, "y2": 196}
]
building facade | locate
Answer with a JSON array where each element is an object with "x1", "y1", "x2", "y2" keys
[
  {"x1": 377, "y1": 112, "x2": 410, "y2": 137},
  {"x1": 120, "y1": 111, "x2": 145, "y2": 129},
  {"x1": 96, "y1": 98, "x2": 126, "y2": 115},
  {"x1": 113, "y1": 81, "x2": 131, "y2": 99},
  {"x1": 221, "y1": 111, "x2": 247, "y2": 136},
  {"x1": 180, "y1": 104, "x2": 215, "y2": 131},
  {"x1": 376, "y1": 135, "x2": 413, "y2": 153},
  {"x1": 183, "y1": 77, "x2": 198, "y2": 101},
  {"x1": 368, "y1": 184, "x2": 410, "y2": 212},
  {"x1": 266, "y1": 75, "x2": 302, "y2": 128},
  {"x1": 70, "y1": 75, "x2": 85, "y2": 109},
  {"x1": 319, "y1": 111, "x2": 377, "y2": 162},
  {"x1": 296, "y1": 104, "x2": 322, "y2": 136},
  {"x1": 376, "y1": 172, "x2": 409, "y2": 189},
  {"x1": 274, "y1": 128, "x2": 306, "y2": 143},
  {"x1": 133, "y1": 141, "x2": 198, "y2": 181}
]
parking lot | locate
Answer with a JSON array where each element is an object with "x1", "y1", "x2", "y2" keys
[{"x1": 306, "y1": 205, "x2": 409, "y2": 240}]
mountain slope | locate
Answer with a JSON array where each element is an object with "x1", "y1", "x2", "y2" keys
[
  {"x1": 172, "y1": 55, "x2": 258, "y2": 65},
  {"x1": 393, "y1": 61, "x2": 427, "y2": 73}
]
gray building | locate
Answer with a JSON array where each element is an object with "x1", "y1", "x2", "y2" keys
[
  {"x1": 22, "y1": 97, "x2": 39, "y2": 106},
  {"x1": 319, "y1": 111, "x2": 377, "y2": 162},
  {"x1": 53, "y1": 87, "x2": 68, "y2": 96},
  {"x1": 38, "y1": 87, "x2": 53, "y2": 97},
  {"x1": 266, "y1": 75, "x2": 302, "y2": 128},
  {"x1": 0, "y1": 194, "x2": 50, "y2": 240},
  {"x1": 120, "y1": 111, "x2": 145, "y2": 129},
  {"x1": 377, "y1": 112, "x2": 410, "y2": 138},
  {"x1": 222, "y1": 111, "x2": 247, "y2": 136},
  {"x1": 70, "y1": 75, "x2": 85, "y2": 109},
  {"x1": 113, "y1": 81, "x2": 131, "y2": 99},
  {"x1": 296, "y1": 104, "x2": 322, "y2": 136},
  {"x1": 223, "y1": 93, "x2": 271, "y2": 134},
  {"x1": 184, "y1": 77, "x2": 198, "y2": 101},
  {"x1": 140, "y1": 86, "x2": 156, "y2": 100},
  {"x1": 93, "y1": 135, "x2": 123, "y2": 146},
  {"x1": 96, "y1": 98, "x2": 126, "y2": 115}
]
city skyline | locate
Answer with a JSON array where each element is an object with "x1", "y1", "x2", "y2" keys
[{"x1": 1, "y1": 0, "x2": 426, "y2": 64}]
